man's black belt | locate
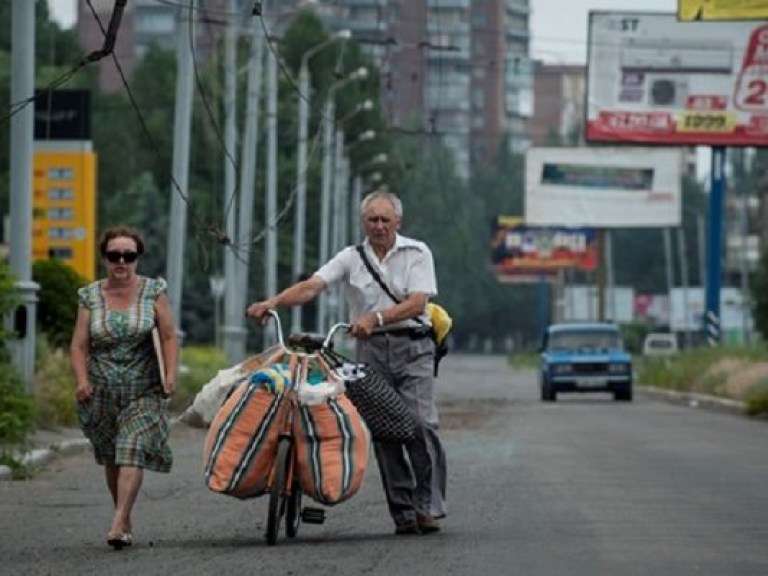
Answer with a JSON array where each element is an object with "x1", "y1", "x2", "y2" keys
[{"x1": 372, "y1": 327, "x2": 431, "y2": 340}]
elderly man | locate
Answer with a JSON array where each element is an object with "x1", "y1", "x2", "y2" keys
[{"x1": 246, "y1": 190, "x2": 447, "y2": 535}]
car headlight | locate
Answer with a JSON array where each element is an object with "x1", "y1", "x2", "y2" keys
[
  {"x1": 552, "y1": 364, "x2": 572, "y2": 375},
  {"x1": 608, "y1": 363, "x2": 630, "y2": 373}
]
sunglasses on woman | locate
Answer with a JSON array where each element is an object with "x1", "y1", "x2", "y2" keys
[{"x1": 104, "y1": 250, "x2": 139, "y2": 264}]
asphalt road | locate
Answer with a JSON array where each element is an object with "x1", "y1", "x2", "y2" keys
[{"x1": 1, "y1": 354, "x2": 767, "y2": 576}]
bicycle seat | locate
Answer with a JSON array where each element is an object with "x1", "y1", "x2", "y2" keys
[{"x1": 287, "y1": 332, "x2": 333, "y2": 352}]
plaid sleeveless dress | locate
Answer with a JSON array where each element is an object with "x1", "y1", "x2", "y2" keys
[{"x1": 76, "y1": 276, "x2": 172, "y2": 472}]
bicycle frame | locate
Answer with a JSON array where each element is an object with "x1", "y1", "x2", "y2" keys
[{"x1": 261, "y1": 311, "x2": 350, "y2": 545}]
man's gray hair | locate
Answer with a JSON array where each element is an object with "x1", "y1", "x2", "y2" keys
[{"x1": 360, "y1": 190, "x2": 403, "y2": 218}]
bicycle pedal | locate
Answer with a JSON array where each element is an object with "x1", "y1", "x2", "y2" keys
[{"x1": 301, "y1": 506, "x2": 326, "y2": 524}]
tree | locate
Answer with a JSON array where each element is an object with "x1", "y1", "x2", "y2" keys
[{"x1": 32, "y1": 259, "x2": 87, "y2": 349}]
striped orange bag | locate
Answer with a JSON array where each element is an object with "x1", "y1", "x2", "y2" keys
[
  {"x1": 203, "y1": 350, "x2": 290, "y2": 499},
  {"x1": 292, "y1": 357, "x2": 370, "y2": 506}
]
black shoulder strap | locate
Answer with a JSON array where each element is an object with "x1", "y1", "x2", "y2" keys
[
  {"x1": 356, "y1": 245, "x2": 401, "y2": 304},
  {"x1": 356, "y1": 245, "x2": 426, "y2": 327}
]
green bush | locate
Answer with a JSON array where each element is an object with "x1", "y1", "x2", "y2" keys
[
  {"x1": 33, "y1": 259, "x2": 88, "y2": 350},
  {"x1": 752, "y1": 251, "x2": 768, "y2": 342},
  {"x1": 745, "y1": 377, "x2": 768, "y2": 418},
  {"x1": 636, "y1": 344, "x2": 768, "y2": 405},
  {"x1": 34, "y1": 337, "x2": 78, "y2": 427},
  {"x1": 620, "y1": 322, "x2": 651, "y2": 355},
  {"x1": 0, "y1": 361, "x2": 36, "y2": 453}
]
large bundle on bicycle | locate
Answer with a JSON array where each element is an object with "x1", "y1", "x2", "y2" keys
[{"x1": 202, "y1": 325, "x2": 370, "y2": 506}]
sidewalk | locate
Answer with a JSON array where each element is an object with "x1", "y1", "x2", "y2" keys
[
  {"x1": 0, "y1": 426, "x2": 92, "y2": 481},
  {"x1": 0, "y1": 415, "x2": 185, "y2": 481}
]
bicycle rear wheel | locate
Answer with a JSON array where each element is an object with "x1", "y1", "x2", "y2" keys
[{"x1": 266, "y1": 437, "x2": 292, "y2": 546}]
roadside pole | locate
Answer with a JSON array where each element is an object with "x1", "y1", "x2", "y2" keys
[
  {"x1": 8, "y1": 0, "x2": 38, "y2": 390},
  {"x1": 705, "y1": 146, "x2": 726, "y2": 347},
  {"x1": 166, "y1": 1, "x2": 195, "y2": 348}
]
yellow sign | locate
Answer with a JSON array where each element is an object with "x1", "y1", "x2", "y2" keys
[
  {"x1": 679, "y1": 0, "x2": 768, "y2": 21},
  {"x1": 676, "y1": 111, "x2": 737, "y2": 132},
  {"x1": 32, "y1": 149, "x2": 97, "y2": 281}
]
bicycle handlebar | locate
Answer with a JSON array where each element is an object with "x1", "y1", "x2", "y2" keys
[{"x1": 265, "y1": 309, "x2": 350, "y2": 352}]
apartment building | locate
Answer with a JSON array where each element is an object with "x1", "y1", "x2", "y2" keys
[
  {"x1": 529, "y1": 62, "x2": 586, "y2": 147},
  {"x1": 78, "y1": 0, "x2": 532, "y2": 178},
  {"x1": 77, "y1": 0, "x2": 228, "y2": 93},
  {"x1": 326, "y1": 0, "x2": 533, "y2": 179}
]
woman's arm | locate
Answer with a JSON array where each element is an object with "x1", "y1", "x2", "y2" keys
[
  {"x1": 70, "y1": 307, "x2": 92, "y2": 403},
  {"x1": 155, "y1": 293, "x2": 178, "y2": 397}
]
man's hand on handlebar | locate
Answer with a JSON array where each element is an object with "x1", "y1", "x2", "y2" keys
[
  {"x1": 350, "y1": 312, "x2": 378, "y2": 339},
  {"x1": 245, "y1": 300, "x2": 274, "y2": 324}
]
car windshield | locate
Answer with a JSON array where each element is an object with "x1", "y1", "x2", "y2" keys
[{"x1": 548, "y1": 330, "x2": 620, "y2": 351}]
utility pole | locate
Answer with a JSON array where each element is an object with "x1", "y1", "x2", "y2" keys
[
  {"x1": 265, "y1": 46, "x2": 278, "y2": 346},
  {"x1": 315, "y1": 67, "x2": 368, "y2": 331},
  {"x1": 677, "y1": 227, "x2": 691, "y2": 348},
  {"x1": 232, "y1": 18, "x2": 264, "y2": 358},
  {"x1": 352, "y1": 175, "x2": 363, "y2": 245},
  {"x1": 8, "y1": 0, "x2": 38, "y2": 390},
  {"x1": 221, "y1": 0, "x2": 240, "y2": 363},
  {"x1": 166, "y1": 1, "x2": 196, "y2": 345},
  {"x1": 292, "y1": 62, "x2": 311, "y2": 335},
  {"x1": 317, "y1": 97, "x2": 335, "y2": 332},
  {"x1": 605, "y1": 230, "x2": 615, "y2": 321},
  {"x1": 292, "y1": 30, "x2": 351, "y2": 334}
]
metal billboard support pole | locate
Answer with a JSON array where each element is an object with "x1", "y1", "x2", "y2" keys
[{"x1": 705, "y1": 146, "x2": 726, "y2": 347}]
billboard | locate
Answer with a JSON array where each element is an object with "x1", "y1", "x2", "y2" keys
[
  {"x1": 491, "y1": 216, "x2": 597, "y2": 283},
  {"x1": 669, "y1": 287, "x2": 752, "y2": 335},
  {"x1": 586, "y1": 12, "x2": 768, "y2": 146},
  {"x1": 679, "y1": 0, "x2": 768, "y2": 21},
  {"x1": 562, "y1": 285, "x2": 635, "y2": 323},
  {"x1": 33, "y1": 149, "x2": 97, "y2": 281},
  {"x1": 525, "y1": 147, "x2": 682, "y2": 227}
]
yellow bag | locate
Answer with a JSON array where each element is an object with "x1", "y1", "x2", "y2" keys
[
  {"x1": 427, "y1": 303, "x2": 453, "y2": 345},
  {"x1": 426, "y1": 303, "x2": 453, "y2": 376}
]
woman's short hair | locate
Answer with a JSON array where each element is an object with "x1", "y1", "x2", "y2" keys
[
  {"x1": 360, "y1": 190, "x2": 402, "y2": 218},
  {"x1": 99, "y1": 226, "x2": 146, "y2": 256}
]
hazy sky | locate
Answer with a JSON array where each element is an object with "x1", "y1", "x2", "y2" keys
[{"x1": 48, "y1": 0, "x2": 681, "y2": 63}]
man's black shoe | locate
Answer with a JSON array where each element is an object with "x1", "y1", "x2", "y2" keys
[
  {"x1": 394, "y1": 522, "x2": 421, "y2": 535},
  {"x1": 417, "y1": 515, "x2": 441, "y2": 534}
]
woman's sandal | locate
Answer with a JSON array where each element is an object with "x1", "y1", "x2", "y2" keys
[{"x1": 107, "y1": 531, "x2": 133, "y2": 550}]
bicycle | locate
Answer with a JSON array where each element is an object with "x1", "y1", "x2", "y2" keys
[{"x1": 259, "y1": 310, "x2": 351, "y2": 546}]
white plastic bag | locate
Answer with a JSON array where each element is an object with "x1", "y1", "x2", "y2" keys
[{"x1": 181, "y1": 364, "x2": 247, "y2": 428}]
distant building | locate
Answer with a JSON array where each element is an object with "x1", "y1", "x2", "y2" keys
[
  {"x1": 529, "y1": 62, "x2": 586, "y2": 147},
  {"x1": 77, "y1": 0, "x2": 228, "y2": 93},
  {"x1": 78, "y1": 0, "x2": 533, "y2": 179},
  {"x1": 311, "y1": 0, "x2": 534, "y2": 179}
]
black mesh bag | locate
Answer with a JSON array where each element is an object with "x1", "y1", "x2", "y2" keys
[{"x1": 322, "y1": 350, "x2": 417, "y2": 444}]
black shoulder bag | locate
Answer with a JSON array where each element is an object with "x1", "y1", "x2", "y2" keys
[{"x1": 355, "y1": 245, "x2": 448, "y2": 376}]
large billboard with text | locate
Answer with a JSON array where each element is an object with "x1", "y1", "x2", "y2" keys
[
  {"x1": 525, "y1": 147, "x2": 682, "y2": 227},
  {"x1": 491, "y1": 216, "x2": 597, "y2": 283},
  {"x1": 586, "y1": 12, "x2": 768, "y2": 146},
  {"x1": 679, "y1": 0, "x2": 768, "y2": 21}
]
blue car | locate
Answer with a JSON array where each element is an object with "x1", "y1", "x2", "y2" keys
[{"x1": 539, "y1": 323, "x2": 633, "y2": 402}]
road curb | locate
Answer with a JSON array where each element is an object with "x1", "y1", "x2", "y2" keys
[
  {"x1": 637, "y1": 385, "x2": 745, "y2": 416},
  {"x1": 1, "y1": 417, "x2": 186, "y2": 482}
]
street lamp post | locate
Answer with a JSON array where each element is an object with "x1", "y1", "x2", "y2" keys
[
  {"x1": 316, "y1": 66, "x2": 368, "y2": 331},
  {"x1": 292, "y1": 30, "x2": 351, "y2": 334}
]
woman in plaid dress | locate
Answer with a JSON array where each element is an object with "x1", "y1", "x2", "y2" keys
[{"x1": 70, "y1": 226, "x2": 177, "y2": 550}]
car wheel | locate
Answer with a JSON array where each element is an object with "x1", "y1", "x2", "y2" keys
[
  {"x1": 541, "y1": 381, "x2": 556, "y2": 402},
  {"x1": 614, "y1": 387, "x2": 633, "y2": 402}
]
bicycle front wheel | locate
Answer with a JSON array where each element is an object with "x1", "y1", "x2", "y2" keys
[
  {"x1": 286, "y1": 481, "x2": 302, "y2": 538},
  {"x1": 266, "y1": 437, "x2": 292, "y2": 546}
]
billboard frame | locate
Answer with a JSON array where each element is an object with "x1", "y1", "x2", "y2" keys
[{"x1": 585, "y1": 11, "x2": 768, "y2": 147}]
